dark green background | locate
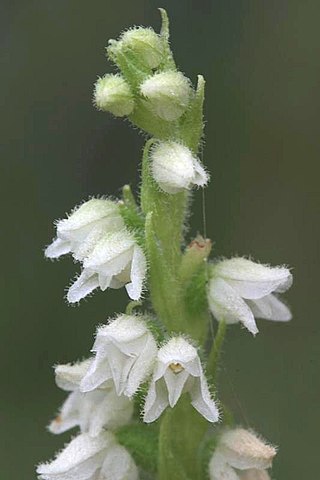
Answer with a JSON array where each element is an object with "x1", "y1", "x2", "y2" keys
[{"x1": 2, "y1": 1, "x2": 319, "y2": 478}]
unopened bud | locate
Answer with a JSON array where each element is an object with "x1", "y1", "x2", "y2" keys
[
  {"x1": 151, "y1": 141, "x2": 209, "y2": 194},
  {"x1": 180, "y1": 236, "x2": 212, "y2": 282},
  {"x1": 209, "y1": 429, "x2": 276, "y2": 480},
  {"x1": 140, "y1": 71, "x2": 191, "y2": 121},
  {"x1": 94, "y1": 74, "x2": 134, "y2": 117},
  {"x1": 120, "y1": 27, "x2": 164, "y2": 69},
  {"x1": 219, "y1": 428, "x2": 276, "y2": 471}
]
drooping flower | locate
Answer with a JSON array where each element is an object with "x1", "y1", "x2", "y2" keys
[
  {"x1": 49, "y1": 360, "x2": 133, "y2": 437},
  {"x1": 37, "y1": 431, "x2": 138, "y2": 480},
  {"x1": 67, "y1": 229, "x2": 147, "y2": 303},
  {"x1": 45, "y1": 198, "x2": 124, "y2": 261},
  {"x1": 81, "y1": 314, "x2": 158, "y2": 398},
  {"x1": 151, "y1": 141, "x2": 209, "y2": 194},
  {"x1": 143, "y1": 336, "x2": 219, "y2": 423},
  {"x1": 140, "y1": 71, "x2": 192, "y2": 121},
  {"x1": 208, "y1": 257, "x2": 293, "y2": 335},
  {"x1": 209, "y1": 428, "x2": 276, "y2": 480}
]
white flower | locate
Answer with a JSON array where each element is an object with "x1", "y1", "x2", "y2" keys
[
  {"x1": 49, "y1": 360, "x2": 133, "y2": 437},
  {"x1": 151, "y1": 141, "x2": 209, "y2": 194},
  {"x1": 143, "y1": 336, "x2": 219, "y2": 423},
  {"x1": 140, "y1": 71, "x2": 192, "y2": 121},
  {"x1": 209, "y1": 428, "x2": 276, "y2": 480},
  {"x1": 94, "y1": 74, "x2": 134, "y2": 117},
  {"x1": 208, "y1": 257, "x2": 293, "y2": 335},
  {"x1": 37, "y1": 431, "x2": 138, "y2": 480},
  {"x1": 81, "y1": 314, "x2": 158, "y2": 398},
  {"x1": 45, "y1": 198, "x2": 124, "y2": 261},
  {"x1": 67, "y1": 229, "x2": 147, "y2": 303}
]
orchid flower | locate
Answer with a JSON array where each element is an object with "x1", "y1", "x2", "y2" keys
[
  {"x1": 143, "y1": 336, "x2": 219, "y2": 423},
  {"x1": 49, "y1": 360, "x2": 133, "y2": 437},
  {"x1": 81, "y1": 314, "x2": 157, "y2": 398},
  {"x1": 37, "y1": 431, "x2": 138, "y2": 480},
  {"x1": 208, "y1": 257, "x2": 292, "y2": 334}
]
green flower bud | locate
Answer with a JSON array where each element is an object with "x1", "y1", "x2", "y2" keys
[
  {"x1": 120, "y1": 27, "x2": 164, "y2": 69},
  {"x1": 140, "y1": 71, "x2": 192, "y2": 121},
  {"x1": 94, "y1": 74, "x2": 134, "y2": 117}
]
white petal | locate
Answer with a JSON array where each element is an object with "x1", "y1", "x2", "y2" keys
[
  {"x1": 105, "y1": 343, "x2": 136, "y2": 395},
  {"x1": 164, "y1": 368, "x2": 190, "y2": 407},
  {"x1": 100, "y1": 444, "x2": 138, "y2": 480},
  {"x1": 209, "y1": 450, "x2": 240, "y2": 480},
  {"x1": 99, "y1": 315, "x2": 149, "y2": 346},
  {"x1": 55, "y1": 359, "x2": 93, "y2": 391},
  {"x1": 191, "y1": 157, "x2": 209, "y2": 188},
  {"x1": 158, "y1": 337, "x2": 198, "y2": 365},
  {"x1": 83, "y1": 230, "x2": 134, "y2": 275},
  {"x1": 45, "y1": 238, "x2": 72, "y2": 259},
  {"x1": 80, "y1": 354, "x2": 112, "y2": 392},
  {"x1": 37, "y1": 432, "x2": 114, "y2": 480},
  {"x1": 189, "y1": 374, "x2": 219, "y2": 422},
  {"x1": 125, "y1": 245, "x2": 146, "y2": 300},
  {"x1": 247, "y1": 294, "x2": 292, "y2": 322},
  {"x1": 72, "y1": 225, "x2": 108, "y2": 262},
  {"x1": 208, "y1": 277, "x2": 258, "y2": 335},
  {"x1": 67, "y1": 270, "x2": 99, "y2": 303},
  {"x1": 214, "y1": 258, "x2": 292, "y2": 299},
  {"x1": 57, "y1": 199, "x2": 123, "y2": 242},
  {"x1": 80, "y1": 389, "x2": 133, "y2": 436},
  {"x1": 123, "y1": 332, "x2": 158, "y2": 397},
  {"x1": 98, "y1": 273, "x2": 112, "y2": 291},
  {"x1": 48, "y1": 391, "x2": 82, "y2": 435},
  {"x1": 143, "y1": 377, "x2": 170, "y2": 423}
]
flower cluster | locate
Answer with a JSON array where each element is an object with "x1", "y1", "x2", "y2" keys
[{"x1": 39, "y1": 10, "x2": 293, "y2": 480}]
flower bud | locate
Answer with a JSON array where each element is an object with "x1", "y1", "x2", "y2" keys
[
  {"x1": 219, "y1": 429, "x2": 276, "y2": 471},
  {"x1": 151, "y1": 141, "x2": 209, "y2": 194},
  {"x1": 94, "y1": 74, "x2": 134, "y2": 117},
  {"x1": 180, "y1": 236, "x2": 212, "y2": 281},
  {"x1": 140, "y1": 71, "x2": 192, "y2": 121},
  {"x1": 120, "y1": 27, "x2": 164, "y2": 69},
  {"x1": 209, "y1": 429, "x2": 276, "y2": 480}
]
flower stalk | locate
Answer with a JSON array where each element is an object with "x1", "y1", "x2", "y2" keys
[{"x1": 39, "y1": 8, "x2": 293, "y2": 480}]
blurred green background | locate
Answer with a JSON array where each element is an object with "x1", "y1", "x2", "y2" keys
[{"x1": 1, "y1": 0, "x2": 319, "y2": 478}]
